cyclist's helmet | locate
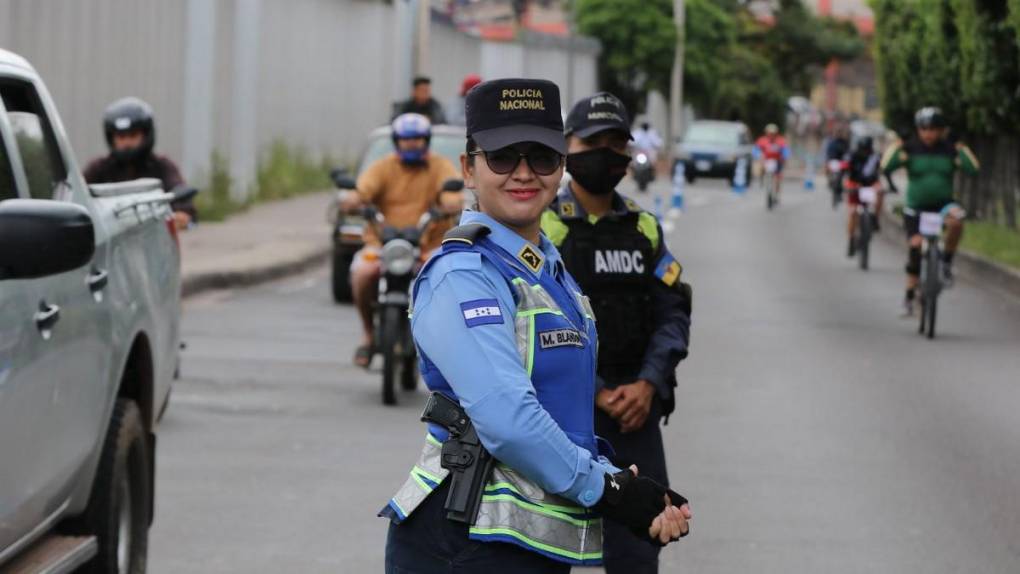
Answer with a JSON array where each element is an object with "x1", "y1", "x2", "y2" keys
[
  {"x1": 391, "y1": 113, "x2": 431, "y2": 164},
  {"x1": 854, "y1": 136, "x2": 874, "y2": 154},
  {"x1": 765, "y1": 123, "x2": 779, "y2": 135},
  {"x1": 103, "y1": 97, "x2": 156, "y2": 163},
  {"x1": 914, "y1": 107, "x2": 946, "y2": 129}
]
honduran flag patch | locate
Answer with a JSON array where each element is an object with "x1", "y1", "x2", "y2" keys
[{"x1": 460, "y1": 299, "x2": 503, "y2": 327}]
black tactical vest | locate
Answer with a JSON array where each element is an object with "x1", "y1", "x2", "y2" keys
[{"x1": 558, "y1": 212, "x2": 656, "y2": 380}]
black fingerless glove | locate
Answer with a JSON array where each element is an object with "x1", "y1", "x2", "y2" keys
[{"x1": 594, "y1": 469, "x2": 667, "y2": 531}]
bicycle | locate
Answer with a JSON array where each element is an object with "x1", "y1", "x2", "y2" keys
[
  {"x1": 916, "y1": 207, "x2": 962, "y2": 339},
  {"x1": 763, "y1": 158, "x2": 779, "y2": 210},
  {"x1": 854, "y1": 186, "x2": 879, "y2": 271}
]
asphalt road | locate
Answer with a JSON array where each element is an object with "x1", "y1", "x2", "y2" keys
[{"x1": 150, "y1": 177, "x2": 1020, "y2": 573}]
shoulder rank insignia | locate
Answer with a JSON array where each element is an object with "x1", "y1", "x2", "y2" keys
[
  {"x1": 517, "y1": 244, "x2": 545, "y2": 273},
  {"x1": 559, "y1": 201, "x2": 576, "y2": 217},
  {"x1": 624, "y1": 198, "x2": 641, "y2": 212}
]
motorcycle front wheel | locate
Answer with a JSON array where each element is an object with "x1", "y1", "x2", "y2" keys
[{"x1": 380, "y1": 306, "x2": 405, "y2": 405}]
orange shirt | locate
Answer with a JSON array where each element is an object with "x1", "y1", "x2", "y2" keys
[{"x1": 357, "y1": 153, "x2": 460, "y2": 249}]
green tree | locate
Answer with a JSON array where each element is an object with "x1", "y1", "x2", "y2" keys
[
  {"x1": 575, "y1": 0, "x2": 676, "y2": 114},
  {"x1": 748, "y1": 0, "x2": 865, "y2": 95},
  {"x1": 951, "y1": 0, "x2": 1020, "y2": 134}
]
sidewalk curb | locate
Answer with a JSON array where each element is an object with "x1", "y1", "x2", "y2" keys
[
  {"x1": 181, "y1": 245, "x2": 331, "y2": 299},
  {"x1": 879, "y1": 209, "x2": 1020, "y2": 301}
]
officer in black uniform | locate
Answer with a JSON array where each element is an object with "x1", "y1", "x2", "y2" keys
[{"x1": 540, "y1": 92, "x2": 692, "y2": 574}]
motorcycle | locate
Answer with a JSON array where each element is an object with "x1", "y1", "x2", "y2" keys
[
  {"x1": 335, "y1": 177, "x2": 464, "y2": 405},
  {"x1": 631, "y1": 151, "x2": 655, "y2": 192}
]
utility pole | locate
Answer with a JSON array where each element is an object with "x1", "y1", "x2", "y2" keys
[
  {"x1": 667, "y1": 0, "x2": 685, "y2": 165},
  {"x1": 414, "y1": 0, "x2": 430, "y2": 77}
]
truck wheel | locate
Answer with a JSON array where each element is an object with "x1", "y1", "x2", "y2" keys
[
  {"x1": 331, "y1": 249, "x2": 354, "y2": 303},
  {"x1": 72, "y1": 399, "x2": 151, "y2": 574}
]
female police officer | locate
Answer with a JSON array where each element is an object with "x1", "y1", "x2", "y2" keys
[{"x1": 381, "y1": 79, "x2": 690, "y2": 573}]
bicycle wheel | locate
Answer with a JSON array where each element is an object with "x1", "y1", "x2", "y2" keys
[
  {"x1": 924, "y1": 246, "x2": 941, "y2": 339},
  {"x1": 766, "y1": 177, "x2": 775, "y2": 210},
  {"x1": 858, "y1": 208, "x2": 871, "y2": 270}
]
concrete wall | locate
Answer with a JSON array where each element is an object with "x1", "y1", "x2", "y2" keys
[{"x1": 0, "y1": 0, "x2": 599, "y2": 198}]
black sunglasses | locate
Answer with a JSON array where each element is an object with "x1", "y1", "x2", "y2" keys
[{"x1": 470, "y1": 145, "x2": 563, "y2": 176}]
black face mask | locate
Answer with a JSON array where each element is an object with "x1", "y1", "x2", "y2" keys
[{"x1": 566, "y1": 147, "x2": 631, "y2": 195}]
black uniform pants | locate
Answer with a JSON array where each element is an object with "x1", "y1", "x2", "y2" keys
[
  {"x1": 385, "y1": 481, "x2": 570, "y2": 574},
  {"x1": 596, "y1": 395, "x2": 669, "y2": 574}
]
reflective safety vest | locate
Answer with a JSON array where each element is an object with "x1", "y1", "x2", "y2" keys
[
  {"x1": 382, "y1": 226, "x2": 606, "y2": 566},
  {"x1": 542, "y1": 196, "x2": 659, "y2": 378}
]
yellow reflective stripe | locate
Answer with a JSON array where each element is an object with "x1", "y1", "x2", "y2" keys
[
  {"x1": 637, "y1": 212, "x2": 660, "y2": 251},
  {"x1": 526, "y1": 316, "x2": 536, "y2": 375},
  {"x1": 484, "y1": 480, "x2": 585, "y2": 514},
  {"x1": 425, "y1": 433, "x2": 442, "y2": 447},
  {"x1": 480, "y1": 494, "x2": 588, "y2": 528},
  {"x1": 516, "y1": 307, "x2": 564, "y2": 317},
  {"x1": 468, "y1": 527, "x2": 602, "y2": 562},
  {"x1": 413, "y1": 465, "x2": 442, "y2": 484},
  {"x1": 410, "y1": 472, "x2": 434, "y2": 493}
]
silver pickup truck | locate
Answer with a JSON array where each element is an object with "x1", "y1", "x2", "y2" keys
[{"x1": 0, "y1": 49, "x2": 180, "y2": 573}]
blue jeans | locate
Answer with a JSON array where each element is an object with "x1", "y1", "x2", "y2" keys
[{"x1": 384, "y1": 481, "x2": 571, "y2": 574}]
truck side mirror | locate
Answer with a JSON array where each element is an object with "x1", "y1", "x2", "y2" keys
[{"x1": 0, "y1": 199, "x2": 95, "y2": 280}]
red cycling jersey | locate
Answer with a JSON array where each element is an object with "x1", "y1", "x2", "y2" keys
[{"x1": 755, "y1": 135, "x2": 787, "y2": 160}]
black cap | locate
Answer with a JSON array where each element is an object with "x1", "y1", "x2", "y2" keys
[
  {"x1": 466, "y1": 78, "x2": 566, "y2": 155},
  {"x1": 565, "y1": 92, "x2": 632, "y2": 140}
]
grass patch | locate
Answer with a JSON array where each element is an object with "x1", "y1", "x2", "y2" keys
[
  {"x1": 193, "y1": 151, "x2": 249, "y2": 222},
  {"x1": 256, "y1": 141, "x2": 334, "y2": 201},
  {"x1": 193, "y1": 143, "x2": 343, "y2": 222},
  {"x1": 962, "y1": 220, "x2": 1020, "y2": 270}
]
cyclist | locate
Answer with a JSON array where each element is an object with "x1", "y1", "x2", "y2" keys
[
  {"x1": 881, "y1": 107, "x2": 979, "y2": 316},
  {"x1": 753, "y1": 123, "x2": 790, "y2": 201},
  {"x1": 843, "y1": 136, "x2": 884, "y2": 257}
]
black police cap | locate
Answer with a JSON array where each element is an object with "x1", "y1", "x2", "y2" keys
[
  {"x1": 466, "y1": 78, "x2": 566, "y2": 155},
  {"x1": 565, "y1": 92, "x2": 633, "y2": 140}
]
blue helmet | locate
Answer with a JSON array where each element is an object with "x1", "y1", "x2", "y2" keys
[{"x1": 392, "y1": 113, "x2": 431, "y2": 164}]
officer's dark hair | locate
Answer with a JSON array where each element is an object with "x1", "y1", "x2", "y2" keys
[
  {"x1": 413, "y1": 76, "x2": 432, "y2": 87},
  {"x1": 466, "y1": 136, "x2": 478, "y2": 165}
]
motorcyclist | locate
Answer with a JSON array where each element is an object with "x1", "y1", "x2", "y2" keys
[
  {"x1": 83, "y1": 97, "x2": 197, "y2": 229},
  {"x1": 631, "y1": 121, "x2": 663, "y2": 164},
  {"x1": 843, "y1": 136, "x2": 884, "y2": 257},
  {"x1": 340, "y1": 113, "x2": 462, "y2": 367},
  {"x1": 392, "y1": 76, "x2": 448, "y2": 125}
]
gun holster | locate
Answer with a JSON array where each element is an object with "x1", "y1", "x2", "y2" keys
[{"x1": 420, "y1": 392, "x2": 496, "y2": 524}]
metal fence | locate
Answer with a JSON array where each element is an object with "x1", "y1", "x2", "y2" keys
[{"x1": 0, "y1": 0, "x2": 599, "y2": 199}]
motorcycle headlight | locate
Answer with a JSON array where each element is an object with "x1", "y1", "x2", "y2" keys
[
  {"x1": 635, "y1": 153, "x2": 649, "y2": 164},
  {"x1": 380, "y1": 239, "x2": 416, "y2": 276}
]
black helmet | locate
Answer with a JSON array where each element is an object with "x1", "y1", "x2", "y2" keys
[
  {"x1": 855, "y1": 136, "x2": 874, "y2": 154},
  {"x1": 103, "y1": 97, "x2": 155, "y2": 162},
  {"x1": 914, "y1": 106, "x2": 946, "y2": 129}
]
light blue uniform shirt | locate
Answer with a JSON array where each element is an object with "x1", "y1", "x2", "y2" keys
[{"x1": 411, "y1": 210, "x2": 618, "y2": 508}]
